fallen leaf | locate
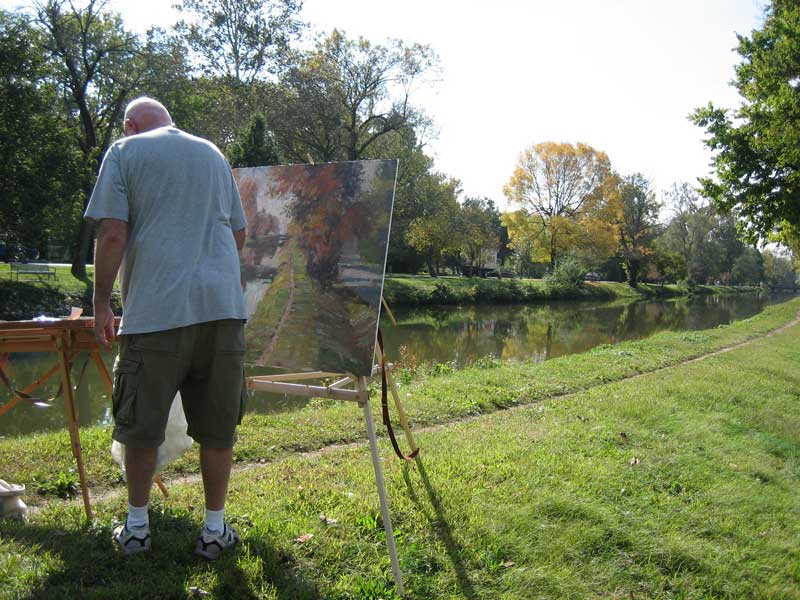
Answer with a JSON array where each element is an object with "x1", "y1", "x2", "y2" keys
[
  {"x1": 294, "y1": 533, "x2": 314, "y2": 543},
  {"x1": 502, "y1": 561, "x2": 515, "y2": 568},
  {"x1": 630, "y1": 457, "x2": 641, "y2": 466}
]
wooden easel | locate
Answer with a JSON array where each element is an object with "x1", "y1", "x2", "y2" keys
[
  {"x1": 247, "y1": 298, "x2": 418, "y2": 596},
  {"x1": 0, "y1": 316, "x2": 168, "y2": 520}
]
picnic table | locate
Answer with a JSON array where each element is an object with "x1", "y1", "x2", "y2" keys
[{"x1": 9, "y1": 262, "x2": 56, "y2": 281}]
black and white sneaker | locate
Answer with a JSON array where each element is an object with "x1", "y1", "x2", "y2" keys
[
  {"x1": 194, "y1": 522, "x2": 240, "y2": 560},
  {"x1": 113, "y1": 523, "x2": 151, "y2": 555}
]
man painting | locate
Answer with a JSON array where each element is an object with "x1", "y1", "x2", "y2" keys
[{"x1": 86, "y1": 97, "x2": 248, "y2": 559}]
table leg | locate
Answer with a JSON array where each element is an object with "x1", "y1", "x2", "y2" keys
[
  {"x1": 57, "y1": 337, "x2": 93, "y2": 520},
  {"x1": 92, "y1": 350, "x2": 113, "y2": 394}
]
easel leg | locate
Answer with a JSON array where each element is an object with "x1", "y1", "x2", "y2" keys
[
  {"x1": 358, "y1": 377, "x2": 404, "y2": 596},
  {"x1": 375, "y1": 345, "x2": 419, "y2": 454},
  {"x1": 57, "y1": 340, "x2": 93, "y2": 520}
]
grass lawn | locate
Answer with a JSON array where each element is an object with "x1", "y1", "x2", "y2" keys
[{"x1": 0, "y1": 299, "x2": 798, "y2": 598}]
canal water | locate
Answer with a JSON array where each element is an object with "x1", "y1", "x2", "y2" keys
[{"x1": 0, "y1": 293, "x2": 788, "y2": 437}]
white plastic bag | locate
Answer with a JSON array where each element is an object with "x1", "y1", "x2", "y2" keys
[
  {"x1": 0, "y1": 479, "x2": 27, "y2": 521},
  {"x1": 111, "y1": 392, "x2": 194, "y2": 478}
]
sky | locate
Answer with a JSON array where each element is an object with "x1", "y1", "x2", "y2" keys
[{"x1": 3, "y1": 0, "x2": 768, "y2": 210}]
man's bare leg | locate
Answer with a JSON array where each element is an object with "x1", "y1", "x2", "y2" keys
[
  {"x1": 200, "y1": 446, "x2": 233, "y2": 511},
  {"x1": 125, "y1": 446, "x2": 158, "y2": 507}
]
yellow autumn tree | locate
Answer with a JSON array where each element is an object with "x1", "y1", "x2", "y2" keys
[{"x1": 503, "y1": 142, "x2": 616, "y2": 267}]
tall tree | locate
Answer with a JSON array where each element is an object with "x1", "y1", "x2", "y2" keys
[
  {"x1": 503, "y1": 142, "x2": 612, "y2": 266},
  {"x1": 460, "y1": 197, "x2": 501, "y2": 276},
  {"x1": 175, "y1": 0, "x2": 303, "y2": 84},
  {"x1": 270, "y1": 29, "x2": 437, "y2": 162},
  {"x1": 34, "y1": 0, "x2": 149, "y2": 277},
  {"x1": 731, "y1": 247, "x2": 764, "y2": 286},
  {"x1": 227, "y1": 113, "x2": 281, "y2": 167},
  {"x1": 406, "y1": 173, "x2": 461, "y2": 277},
  {"x1": 658, "y1": 183, "x2": 715, "y2": 283},
  {"x1": 615, "y1": 173, "x2": 661, "y2": 287},
  {"x1": 762, "y1": 249, "x2": 797, "y2": 288},
  {"x1": 0, "y1": 9, "x2": 82, "y2": 256},
  {"x1": 691, "y1": 0, "x2": 800, "y2": 243}
]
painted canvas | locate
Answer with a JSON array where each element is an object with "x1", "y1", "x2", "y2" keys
[{"x1": 235, "y1": 160, "x2": 398, "y2": 376}]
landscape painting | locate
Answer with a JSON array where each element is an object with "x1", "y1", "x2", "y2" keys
[{"x1": 235, "y1": 160, "x2": 398, "y2": 376}]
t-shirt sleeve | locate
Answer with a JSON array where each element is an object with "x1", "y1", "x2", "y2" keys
[
  {"x1": 84, "y1": 145, "x2": 129, "y2": 223},
  {"x1": 228, "y1": 169, "x2": 246, "y2": 231}
]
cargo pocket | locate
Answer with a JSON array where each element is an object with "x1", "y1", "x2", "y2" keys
[
  {"x1": 237, "y1": 372, "x2": 249, "y2": 424},
  {"x1": 112, "y1": 357, "x2": 141, "y2": 426}
]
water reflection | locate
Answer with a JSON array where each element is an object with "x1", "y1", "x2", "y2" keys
[
  {"x1": 380, "y1": 294, "x2": 782, "y2": 367},
  {"x1": 0, "y1": 294, "x2": 787, "y2": 436}
]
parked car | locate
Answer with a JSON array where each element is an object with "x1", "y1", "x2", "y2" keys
[
  {"x1": 0, "y1": 243, "x2": 40, "y2": 262},
  {"x1": 584, "y1": 272, "x2": 601, "y2": 282}
]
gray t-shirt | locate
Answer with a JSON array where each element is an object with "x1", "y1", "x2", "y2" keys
[{"x1": 85, "y1": 126, "x2": 247, "y2": 335}]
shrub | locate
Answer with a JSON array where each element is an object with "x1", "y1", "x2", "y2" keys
[{"x1": 544, "y1": 256, "x2": 585, "y2": 292}]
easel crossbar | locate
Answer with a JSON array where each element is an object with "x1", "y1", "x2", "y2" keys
[{"x1": 248, "y1": 377, "x2": 366, "y2": 403}]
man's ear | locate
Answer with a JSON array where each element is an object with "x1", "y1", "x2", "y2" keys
[{"x1": 124, "y1": 118, "x2": 138, "y2": 136}]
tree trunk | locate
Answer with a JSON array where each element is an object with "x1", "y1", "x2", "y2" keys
[
  {"x1": 71, "y1": 220, "x2": 92, "y2": 280},
  {"x1": 627, "y1": 260, "x2": 640, "y2": 288},
  {"x1": 549, "y1": 235, "x2": 557, "y2": 269},
  {"x1": 426, "y1": 252, "x2": 437, "y2": 277}
]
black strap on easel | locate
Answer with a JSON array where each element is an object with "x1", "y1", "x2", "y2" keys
[{"x1": 377, "y1": 328, "x2": 419, "y2": 461}]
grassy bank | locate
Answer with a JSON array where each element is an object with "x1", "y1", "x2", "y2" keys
[
  {"x1": 0, "y1": 265, "x2": 122, "y2": 321},
  {"x1": 382, "y1": 274, "x2": 759, "y2": 306},
  {"x1": 1, "y1": 297, "x2": 797, "y2": 507},
  {"x1": 0, "y1": 302, "x2": 798, "y2": 597}
]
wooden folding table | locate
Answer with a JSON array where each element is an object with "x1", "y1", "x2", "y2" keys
[{"x1": 0, "y1": 316, "x2": 118, "y2": 519}]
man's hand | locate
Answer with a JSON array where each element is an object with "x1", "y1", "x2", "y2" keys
[{"x1": 93, "y1": 303, "x2": 116, "y2": 350}]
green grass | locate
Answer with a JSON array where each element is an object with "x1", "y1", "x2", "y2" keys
[
  {"x1": 0, "y1": 265, "x2": 120, "y2": 321},
  {"x1": 0, "y1": 300, "x2": 798, "y2": 598},
  {"x1": 2, "y1": 298, "x2": 798, "y2": 510}
]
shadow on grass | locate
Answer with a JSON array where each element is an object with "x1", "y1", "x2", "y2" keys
[
  {"x1": 402, "y1": 456, "x2": 479, "y2": 600},
  {"x1": 0, "y1": 508, "x2": 319, "y2": 600}
]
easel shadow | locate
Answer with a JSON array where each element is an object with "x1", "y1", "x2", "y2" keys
[
  {"x1": 0, "y1": 508, "x2": 318, "y2": 599},
  {"x1": 403, "y1": 456, "x2": 479, "y2": 600}
]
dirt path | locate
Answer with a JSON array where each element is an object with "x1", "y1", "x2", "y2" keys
[{"x1": 45, "y1": 311, "x2": 800, "y2": 512}]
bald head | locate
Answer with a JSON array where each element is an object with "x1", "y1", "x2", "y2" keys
[{"x1": 124, "y1": 97, "x2": 172, "y2": 136}]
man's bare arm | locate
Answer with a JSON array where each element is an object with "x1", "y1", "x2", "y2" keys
[
  {"x1": 233, "y1": 228, "x2": 246, "y2": 252},
  {"x1": 93, "y1": 218, "x2": 128, "y2": 349}
]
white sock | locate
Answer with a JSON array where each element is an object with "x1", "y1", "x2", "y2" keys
[
  {"x1": 204, "y1": 508, "x2": 224, "y2": 533},
  {"x1": 126, "y1": 503, "x2": 149, "y2": 529}
]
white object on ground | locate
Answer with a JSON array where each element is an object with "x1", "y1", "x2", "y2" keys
[
  {"x1": 0, "y1": 479, "x2": 27, "y2": 521},
  {"x1": 111, "y1": 392, "x2": 194, "y2": 479}
]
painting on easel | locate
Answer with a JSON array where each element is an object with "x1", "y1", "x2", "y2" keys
[{"x1": 235, "y1": 160, "x2": 397, "y2": 376}]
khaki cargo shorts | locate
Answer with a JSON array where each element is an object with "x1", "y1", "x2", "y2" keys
[{"x1": 111, "y1": 319, "x2": 248, "y2": 448}]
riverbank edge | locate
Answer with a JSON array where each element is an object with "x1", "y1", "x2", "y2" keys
[
  {"x1": 2, "y1": 297, "x2": 797, "y2": 507},
  {"x1": 382, "y1": 275, "x2": 762, "y2": 306},
  {"x1": 0, "y1": 268, "x2": 762, "y2": 321}
]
